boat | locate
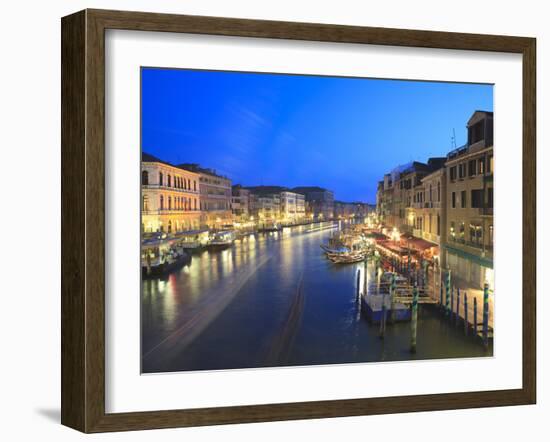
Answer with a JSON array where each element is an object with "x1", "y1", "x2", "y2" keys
[
  {"x1": 207, "y1": 230, "x2": 236, "y2": 249},
  {"x1": 141, "y1": 238, "x2": 192, "y2": 278},
  {"x1": 321, "y1": 230, "x2": 370, "y2": 263},
  {"x1": 327, "y1": 251, "x2": 368, "y2": 264},
  {"x1": 177, "y1": 229, "x2": 210, "y2": 250},
  {"x1": 258, "y1": 222, "x2": 282, "y2": 232},
  {"x1": 361, "y1": 271, "x2": 413, "y2": 322},
  {"x1": 360, "y1": 293, "x2": 411, "y2": 323}
]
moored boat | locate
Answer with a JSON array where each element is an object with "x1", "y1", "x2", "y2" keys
[
  {"x1": 321, "y1": 230, "x2": 370, "y2": 263},
  {"x1": 360, "y1": 293, "x2": 411, "y2": 323},
  {"x1": 141, "y1": 237, "x2": 192, "y2": 278},
  {"x1": 207, "y1": 230, "x2": 236, "y2": 249},
  {"x1": 177, "y1": 229, "x2": 210, "y2": 250}
]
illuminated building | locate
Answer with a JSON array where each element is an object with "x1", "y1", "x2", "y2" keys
[
  {"x1": 141, "y1": 152, "x2": 201, "y2": 233},
  {"x1": 444, "y1": 111, "x2": 494, "y2": 290},
  {"x1": 178, "y1": 163, "x2": 233, "y2": 229}
]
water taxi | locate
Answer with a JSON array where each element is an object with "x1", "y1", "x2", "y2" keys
[
  {"x1": 207, "y1": 230, "x2": 236, "y2": 249},
  {"x1": 177, "y1": 229, "x2": 210, "y2": 250},
  {"x1": 141, "y1": 237, "x2": 192, "y2": 278}
]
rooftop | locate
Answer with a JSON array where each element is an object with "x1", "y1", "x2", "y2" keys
[{"x1": 177, "y1": 163, "x2": 228, "y2": 179}]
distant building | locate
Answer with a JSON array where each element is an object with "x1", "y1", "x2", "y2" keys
[
  {"x1": 291, "y1": 186, "x2": 334, "y2": 220},
  {"x1": 141, "y1": 152, "x2": 201, "y2": 233},
  {"x1": 378, "y1": 159, "x2": 445, "y2": 233},
  {"x1": 245, "y1": 186, "x2": 284, "y2": 224},
  {"x1": 179, "y1": 163, "x2": 232, "y2": 229},
  {"x1": 231, "y1": 185, "x2": 251, "y2": 221},
  {"x1": 280, "y1": 191, "x2": 306, "y2": 223},
  {"x1": 334, "y1": 201, "x2": 373, "y2": 219}
]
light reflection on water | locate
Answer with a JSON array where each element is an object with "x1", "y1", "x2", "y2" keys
[{"x1": 142, "y1": 222, "x2": 491, "y2": 373}]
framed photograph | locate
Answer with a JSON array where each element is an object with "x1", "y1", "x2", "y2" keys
[{"x1": 61, "y1": 9, "x2": 536, "y2": 433}]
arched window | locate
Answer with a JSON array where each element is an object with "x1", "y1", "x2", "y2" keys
[
  {"x1": 159, "y1": 172, "x2": 163, "y2": 186},
  {"x1": 160, "y1": 195, "x2": 164, "y2": 210},
  {"x1": 142, "y1": 195, "x2": 149, "y2": 211},
  {"x1": 168, "y1": 196, "x2": 172, "y2": 210},
  {"x1": 167, "y1": 174, "x2": 172, "y2": 187},
  {"x1": 142, "y1": 170, "x2": 149, "y2": 185},
  {"x1": 183, "y1": 177, "x2": 187, "y2": 190},
  {"x1": 188, "y1": 179, "x2": 191, "y2": 189},
  {"x1": 194, "y1": 181, "x2": 197, "y2": 191},
  {"x1": 168, "y1": 220, "x2": 172, "y2": 233}
]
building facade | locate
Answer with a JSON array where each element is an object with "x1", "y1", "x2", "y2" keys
[
  {"x1": 418, "y1": 168, "x2": 447, "y2": 249},
  {"x1": 444, "y1": 111, "x2": 494, "y2": 290},
  {"x1": 141, "y1": 153, "x2": 201, "y2": 234},
  {"x1": 179, "y1": 164, "x2": 233, "y2": 229},
  {"x1": 249, "y1": 192, "x2": 281, "y2": 224},
  {"x1": 374, "y1": 110, "x2": 493, "y2": 291},
  {"x1": 292, "y1": 187, "x2": 334, "y2": 220},
  {"x1": 334, "y1": 201, "x2": 373, "y2": 219},
  {"x1": 280, "y1": 191, "x2": 306, "y2": 223},
  {"x1": 231, "y1": 185, "x2": 251, "y2": 222}
]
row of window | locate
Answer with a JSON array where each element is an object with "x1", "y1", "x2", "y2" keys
[
  {"x1": 449, "y1": 155, "x2": 493, "y2": 181},
  {"x1": 414, "y1": 214, "x2": 441, "y2": 236},
  {"x1": 142, "y1": 170, "x2": 198, "y2": 191},
  {"x1": 200, "y1": 201, "x2": 231, "y2": 211},
  {"x1": 142, "y1": 194, "x2": 199, "y2": 211},
  {"x1": 451, "y1": 188, "x2": 493, "y2": 209},
  {"x1": 449, "y1": 221, "x2": 494, "y2": 247}
]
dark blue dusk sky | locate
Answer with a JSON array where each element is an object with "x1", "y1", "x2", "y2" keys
[{"x1": 142, "y1": 68, "x2": 493, "y2": 203}]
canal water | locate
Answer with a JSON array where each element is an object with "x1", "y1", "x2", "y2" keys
[{"x1": 142, "y1": 221, "x2": 492, "y2": 373}]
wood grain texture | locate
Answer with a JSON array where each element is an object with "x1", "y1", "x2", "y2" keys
[
  {"x1": 61, "y1": 10, "x2": 86, "y2": 432},
  {"x1": 60, "y1": 8, "x2": 537, "y2": 433}
]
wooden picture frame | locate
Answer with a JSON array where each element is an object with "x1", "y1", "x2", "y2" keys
[{"x1": 61, "y1": 8, "x2": 536, "y2": 433}]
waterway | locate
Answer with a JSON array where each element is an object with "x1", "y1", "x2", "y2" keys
[{"x1": 141, "y1": 221, "x2": 491, "y2": 373}]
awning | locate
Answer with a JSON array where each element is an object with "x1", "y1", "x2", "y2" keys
[{"x1": 401, "y1": 235, "x2": 437, "y2": 251}]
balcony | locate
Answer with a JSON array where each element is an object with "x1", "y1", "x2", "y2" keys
[
  {"x1": 143, "y1": 184, "x2": 199, "y2": 194},
  {"x1": 473, "y1": 207, "x2": 493, "y2": 216},
  {"x1": 142, "y1": 208, "x2": 200, "y2": 215}
]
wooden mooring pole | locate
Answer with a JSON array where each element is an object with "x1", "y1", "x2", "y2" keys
[
  {"x1": 379, "y1": 293, "x2": 387, "y2": 339},
  {"x1": 445, "y1": 270, "x2": 451, "y2": 316},
  {"x1": 363, "y1": 258, "x2": 368, "y2": 295},
  {"x1": 439, "y1": 277, "x2": 443, "y2": 309},
  {"x1": 456, "y1": 288, "x2": 460, "y2": 326},
  {"x1": 356, "y1": 268, "x2": 361, "y2": 299},
  {"x1": 464, "y1": 292, "x2": 468, "y2": 336},
  {"x1": 482, "y1": 283, "x2": 490, "y2": 350},
  {"x1": 450, "y1": 286, "x2": 454, "y2": 320},
  {"x1": 389, "y1": 273, "x2": 396, "y2": 324},
  {"x1": 410, "y1": 283, "x2": 419, "y2": 353},
  {"x1": 473, "y1": 297, "x2": 478, "y2": 340}
]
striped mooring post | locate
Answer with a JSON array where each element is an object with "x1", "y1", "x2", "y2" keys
[
  {"x1": 389, "y1": 273, "x2": 397, "y2": 324},
  {"x1": 456, "y1": 288, "x2": 461, "y2": 326},
  {"x1": 379, "y1": 287, "x2": 387, "y2": 339},
  {"x1": 410, "y1": 283, "x2": 419, "y2": 353},
  {"x1": 356, "y1": 268, "x2": 361, "y2": 298},
  {"x1": 482, "y1": 283, "x2": 490, "y2": 349},
  {"x1": 464, "y1": 293, "x2": 469, "y2": 336},
  {"x1": 450, "y1": 286, "x2": 454, "y2": 320},
  {"x1": 439, "y1": 280, "x2": 444, "y2": 309},
  {"x1": 445, "y1": 269, "x2": 451, "y2": 316},
  {"x1": 423, "y1": 260, "x2": 429, "y2": 292},
  {"x1": 363, "y1": 258, "x2": 368, "y2": 295},
  {"x1": 473, "y1": 297, "x2": 478, "y2": 339}
]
